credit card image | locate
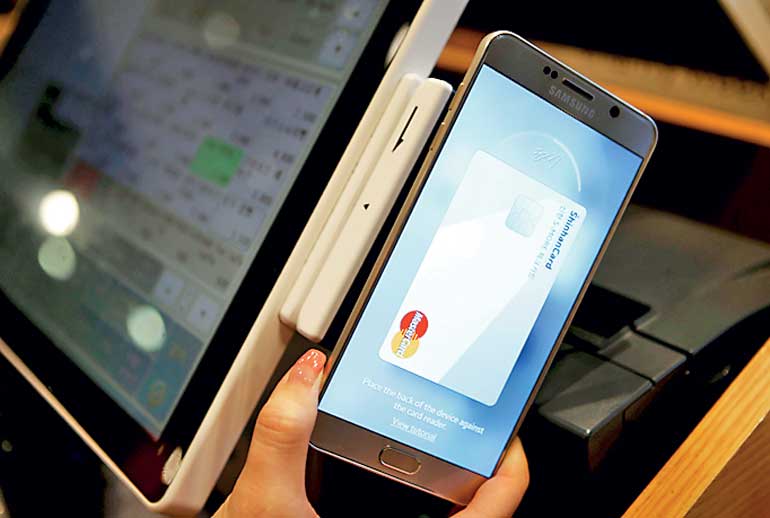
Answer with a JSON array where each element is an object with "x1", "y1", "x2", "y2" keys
[{"x1": 378, "y1": 151, "x2": 586, "y2": 406}]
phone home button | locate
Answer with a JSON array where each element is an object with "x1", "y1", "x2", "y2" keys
[{"x1": 379, "y1": 446, "x2": 421, "y2": 475}]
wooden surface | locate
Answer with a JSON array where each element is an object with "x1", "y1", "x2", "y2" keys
[
  {"x1": 438, "y1": 28, "x2": 770, "y2": 148},
  {"x1": 623, "y1": 337, "x2": 770, "y2": 518},
  {"x1": 688, "y1": 413, "x2": 770, "y2": 518},
  {"x1": 1, "y1": 14, "x2": 767, "y2": 516}
]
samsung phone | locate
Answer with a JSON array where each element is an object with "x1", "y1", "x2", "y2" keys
[{"x1": 311, "y1": 31, "x2": 658, "y2": 505}]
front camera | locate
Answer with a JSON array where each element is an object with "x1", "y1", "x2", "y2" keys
[{"x1": 609, "y1": 105, "x2": 620, "y2": 118}]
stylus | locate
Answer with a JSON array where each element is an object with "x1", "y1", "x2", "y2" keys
[
  {"x1": 297, "y1": 79, "x2": 453, "y2": 342},
  {"x1": 280, "y1": 74, "x2": 423, "y2": 327}
]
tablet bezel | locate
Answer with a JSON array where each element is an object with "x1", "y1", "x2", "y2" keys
[{"x1": 0, "y1": 0, "x2": 421, "y2": 501}]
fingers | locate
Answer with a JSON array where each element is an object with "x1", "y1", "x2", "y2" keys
[
  {"x1": 454, "y1": 437, "x2": 529, "y2": 518},
  {"x1": 243, "y1": 349, "x2": 326, "y2": 495}
]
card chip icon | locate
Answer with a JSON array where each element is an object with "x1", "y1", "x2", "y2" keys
[{"x1": 505, "y1": 195, "x2": 543, "y2": 237}]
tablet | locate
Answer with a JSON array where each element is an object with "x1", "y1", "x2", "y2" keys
[{"x1": 0, "y1": 0, "x2": 449, "y2": 509}]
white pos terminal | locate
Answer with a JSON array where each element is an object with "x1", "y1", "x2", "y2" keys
[{"x1": 0, "y1": 0, "x2": 467, "y2": 514}]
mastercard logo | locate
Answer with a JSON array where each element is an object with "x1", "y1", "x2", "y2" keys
[{"x1": 390, "y1": 310, "x2": 428, "y2": 359}]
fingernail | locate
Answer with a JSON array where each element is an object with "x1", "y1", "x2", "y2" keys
[{"x1": 289, "y1": 349, "x2": 326, "y2": 387}]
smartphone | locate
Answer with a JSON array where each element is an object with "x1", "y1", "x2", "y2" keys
[{"x1": 311, "y1": 31, "x2": 658, "y2": 505}]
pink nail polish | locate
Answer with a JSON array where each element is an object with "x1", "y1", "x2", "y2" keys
[{"x1": 289, "y1": 349, "x2": 326, "y2": 386}]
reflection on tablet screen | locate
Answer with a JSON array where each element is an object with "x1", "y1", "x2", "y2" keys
[{"x1": 0, "y1": 0, "x2": 387, "y2": 437}]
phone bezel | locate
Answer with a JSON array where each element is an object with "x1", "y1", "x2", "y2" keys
[{"x1": 311, "y1": 31, "x2": 658, "y2": 505}]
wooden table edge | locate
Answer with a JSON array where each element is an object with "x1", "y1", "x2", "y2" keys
[{"x1": 622, "y1": 337, "x2": 770, "y2": 517}]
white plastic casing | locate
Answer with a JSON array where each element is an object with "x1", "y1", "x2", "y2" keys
[
  {"x1": 279, "y1": 73, "x2": 424, "y2": 327},
  {"x1": 296, "y1": 78, "x2": 453, "y2": 342}
]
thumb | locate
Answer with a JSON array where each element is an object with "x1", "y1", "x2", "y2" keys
[{"x1": 244, "y1": 349, "x2": 326, "y2": 495}]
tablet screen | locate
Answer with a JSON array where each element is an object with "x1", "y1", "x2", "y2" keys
[{"x1": 0, "y1": 0, "x2": 390, "y2": 437}]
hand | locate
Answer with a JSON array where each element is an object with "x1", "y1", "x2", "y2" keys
[{"x1": 215, "y1": 349, "x2": 529, "y2": 518}]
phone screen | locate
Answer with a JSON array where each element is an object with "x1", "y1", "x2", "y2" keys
[{"x1": 319, "y1": 64, "x2": 644, "y2": 477}]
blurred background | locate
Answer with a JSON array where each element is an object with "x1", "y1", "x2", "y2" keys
[{"x1": 1, "y1": 1, "x2": 769, "y2": 517}]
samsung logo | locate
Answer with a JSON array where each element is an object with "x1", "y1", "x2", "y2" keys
[{"x1": 548, "y1": 86, "x2": 595, "y2": 119}]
